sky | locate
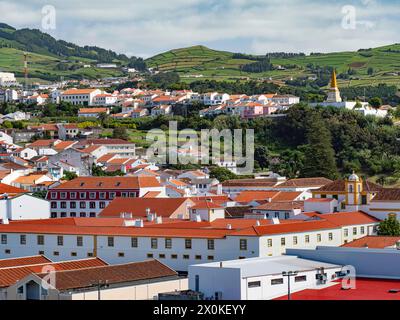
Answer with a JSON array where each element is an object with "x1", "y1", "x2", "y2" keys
[{"x1": 0, "y1": 0, "x2": 399, "y2": 58}]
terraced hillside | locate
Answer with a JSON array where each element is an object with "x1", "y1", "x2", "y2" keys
[{"x1": 146, "y1": 45, "x2": 400, "y2": 88}]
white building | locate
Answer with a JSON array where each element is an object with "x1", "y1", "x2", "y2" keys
[
  {"x1": 188, "y1": 256, "x2": 342, "y2": 300},
  {"x1": 0, "y1": 73, "x2": 18, "y2": 87},
  {"x1": 60, "y1": 89, "x2": 102, "y2": 106},
  {"x1": 0, "y1": 194, "x2": 50, "y2": 221}
]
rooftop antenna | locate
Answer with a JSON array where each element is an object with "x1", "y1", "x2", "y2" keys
[{"x1": 23, "y1": 52, "x2": 29, "y2": 90}]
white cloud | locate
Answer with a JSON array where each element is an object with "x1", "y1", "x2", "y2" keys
[{"x1": 0, "y1": 0, "x2": 399, "y2": 57}]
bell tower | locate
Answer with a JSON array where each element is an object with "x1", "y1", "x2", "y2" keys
[
  {"x1": 326, "y1": 70, "x2": 342, "y2": 103},
  {"x1": 345, "y1": 172, "x2": 363, "y2": 209}
]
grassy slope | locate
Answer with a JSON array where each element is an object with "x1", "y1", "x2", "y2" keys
[{"x1": 146, "y1": 45, "x2": 400, "y2": 87}]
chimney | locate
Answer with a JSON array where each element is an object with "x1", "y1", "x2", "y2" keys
[
  {"x1": 272, "y1": 218, "x2": 280, "y2": 225},
  {"x1": 2, "y1": 218, "x2": 9, "y2": 225},
  {"x1": 256, "y1": 220, "x2": 261, "y2": 226},
  {"x1": 156, "y1": 216, "x2": 163, "y2": 224},
  {"x1": 227, "y1": 224, "x2": 232, "y2": 230},
  {"x1": 134, "y1": 219, "x2": 144, "y2": 228},
  {"x1": 216, "y1": 184, "x2": 222, "y2": 195},
  {"x1": 195, "y1": 214, "x2": 202, "y2": 223}
]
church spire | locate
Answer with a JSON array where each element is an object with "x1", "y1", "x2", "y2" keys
[{"x1": 330, "y1": 70, "x2": 338, "y2": 89}]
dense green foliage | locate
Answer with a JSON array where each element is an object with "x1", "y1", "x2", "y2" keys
[{"x1": 377, "y1": 215, "x2": 400, "y2": 236}]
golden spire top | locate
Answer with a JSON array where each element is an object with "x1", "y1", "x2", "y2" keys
[{"x1": 330, "y1": 70, "x2": 338, "y2": 89}]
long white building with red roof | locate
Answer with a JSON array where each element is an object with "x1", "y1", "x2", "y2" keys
[{"x1": 0, "y1": 211, "x2": 379, "y2": 272}]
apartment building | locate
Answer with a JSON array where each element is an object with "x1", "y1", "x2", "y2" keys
[
  {"x1": 76, "y1": 139, "x2": 136, "y2": 157},
  {"x1": 60, "y1": 89, "x2": 102, "y2": 106},
  {"x1": 46, "y1": 176, "x2": 165, "y2": 218}
]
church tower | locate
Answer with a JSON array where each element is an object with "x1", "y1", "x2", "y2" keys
[
  {"x1": 345, "y1": 172, "x2": 363, "y2": 210},
  {"x1": 326, "y1": 70, "x2": 342, "y2": 103}
]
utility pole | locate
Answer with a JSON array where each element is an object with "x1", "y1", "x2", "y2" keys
[
  {"x1": 91, "y1": 280, "x2": 109, "y2": 300},
  {"x1": 282, "y1": 271, "x2": 298, "y2": 300}
]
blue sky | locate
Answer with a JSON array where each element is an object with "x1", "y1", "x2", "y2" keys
[{"x1": 0, "y1": 0, "x2": 399, "y2": 58}]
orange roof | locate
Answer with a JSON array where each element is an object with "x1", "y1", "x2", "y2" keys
[
  {"x1": 304, "y1": 211, "x2": 380, "y2": 226},
  {"x1": 0, "y1": 258, "x2": 106, "y2": 288},
  {"x1": 62, "y1": 89, "x2": 98, "y2": 95},
  {"x1": 341, "y1": 236, "x2": 400, "y2": 249},
  {"x1": 143, "y1": 191, "x2": 161, "y2": 198},
  {"x1": 235, "y1": 191, "x2": 279, "y2": 202},
  {"x1": 79, "y1": 108, "x2": 108, "y2": 114},
  {"x1": 272, "y1": 191, "x2": 303, "y2": 202},
  {"x1": 54, "y1": 141, "x2": 77, "y2": 151},
  {"x1": 28, "y1": 139, "x2": 58, "y2": 148},
  {"x1": 97, "y1": 153, "x2": 117, "y2": 163},
  {"x1": 191, "y1": 201, "x2": 223, "y2": 210},
  {"x1": 306, "y1": 198, "x2": 336, "y2": 202},
  {"x1": 13, "y1": 174, "x2": 48, "y2": 185},
  {"x1": 52, "y1": 176, "x2": 161, "y2": 190},
  {"x1": 0, "y1": 183, "x2": 28, "y2": 195},
  {"x1": 99, "y1": 197, "x2": 193, "y2": 218},
  {"x1": 0, "y1": 255, "x2": 51, "y2": 269}
]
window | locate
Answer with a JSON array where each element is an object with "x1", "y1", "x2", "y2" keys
[
  {"x1": 183, "y1": 254, "x2": 190, "y2": 260},
  {"x1": 317, "y1": 234, "x2": 322, "y2": 242},
  {"x1": 99, "y1": 192, "x2": 106, "y2": 199},
  {"x1": 208, "y1": 256, "x2": 214, "y2": 261},
  {"x1": 305, "y1": 235, "x2": 310, "y2": 243},
  {"x1": 53, "y1": 251, "x2": 59, "y2": 256},
  {"x1": 207, "y1": 239, "x2": 215, "y2": 250},
  {"x1": 80, "y1": 212, "x2": 86, "y2": 218},
  {"x1": 361, "y1": 226, "x2": 365, "y2": 234},
  {"x1": 90, "y1": 213, "x2": 96, "y2": 218},
  {"x1": 61, "y1": 202, "x2": 67, "y2": 209},
  {"x1": 71, "y1": 252, "x2": 77, "y2": 257},
  {"x1": 1, "y1": 234, "x2": 7, "y2": 245},
  {"x1": 329, "y1": 233, "x2": 333, "y2": 241},
  {"x1": 89, "y1": 192, "x2": 96, "y2": 199},
  {"x1": 57, "y1": 236, "x2": 64, "y2": 246},
  {"x1": 70, "y1": 202, "x2": 76, "y2": 209},
  {"x1": 271, "y1": 278, "x2": 284, "y2": 285},
  {"x1": 268, "y1": 239, "x2": 273, "y2": 247},
  {"x1": 147, "y1": 253, "x2": 153, "y2": 258},
  {"x1": 353, "y1": 227, "x2": 357, "y2": 235},
  {"x1": 131, "y1": 237, "x2": 138, "y2": 248},
  {"x1": 61, "y1": 212, "x2": 67, "y2": 218},
  {"x1": 38, "y1": 251, "x2": 45, "y2": 255},
  {"x1": 51, "y1": 202, "x2": 57, "y2": 209},
  {"x1": 281, "y1": 238, "x2": 286, "y2": 246},
  {"x1": 159, "y1": 254, "x2": 166, "y2": 259},
  {"x1": 60, "y1": 192, "x2": 67, "y2": 199},
  {"x1": 121, "y1": 192, "x2": 128, "y2": 198},
  {"x1": 51, "y1": 192, "x2": 57, "y2": 199},
  {"x1": 240, "y1": 239, "x2": 247, "y2": 251},
  {"x1": 171, "y1": 254, "x2": 178, "y2": 259},
  {"x1": 108, "y1": 237, "x2": 114, "y2": 247},
  {"x1": 295, "y1": 275, "x2": 307, "y2": 282},
  {"x1": 248, "y1": 281, "x2": 261, "y2": 288},
  {"x1": 129, "y1": 192, "x2": 136, "y2": 198},
  {"x1": 293, "y1": 236, "x2": 298, "y2": 245},
  {"x1": 51, "y1": 212, "x2": 57, "y2": 218},
  {"x1": 333, "y1": 195, "x2": 338, "y2": 200},
  {"x1": 109, "y1": 192, "x2": 116, "y2": 199},
  {"x1": 5, "y1": 249, "x2": 10, "y2": 254},
  {"x1": 165, "y1": 238, "x2": 172, "y2": 249},
  {"x1": 185, "y1": 239, "x2": 192, "y2": 249},
  {"x1": 361, "y1": 195, "x2": 367, "y2": 205},
  {"x1": 344, "y1": 229, "x2": 349, "y2": 237},
  {"x1": 118, "y1": 252, "x2": 125, "y2": 257},
  {"x1": 70, "y1": 192, "x2": 77, "y2": 199},
  {"x1": 151, "y1": 238, "x2": 158, "y2": 249},
  {"x1": 87, "y1": 252, "x2": 94, "y2": 257},
  {"x1": 77, "y1": 236, "x2": 83, "y2": 247},
  {"x1": 20, "y1": 235, "x2": 26, "y2": 245},
  {"x1": 89, "y1": 202, "x2": 96, "y2": 209},
  {"x1": 37, "y1": 235, "x2": 44, "y2": 245},
  {"x1": 195, "y1": 255, "x2": 202, "y2": 260},
  {"x1": 99, "y1": 202, "x2": 106, "y2": 209},
  {"x1": 80, "y1": 202, "x2": 86, "y2": 209}
]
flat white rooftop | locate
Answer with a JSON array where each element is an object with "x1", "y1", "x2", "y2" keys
[{"x1": 191, "y1": 255, "x2": 341, "y2": 278}]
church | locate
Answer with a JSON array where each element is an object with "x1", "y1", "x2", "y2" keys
[{"x1": 311, "y1": 71, "x2": 388, "y2": 117}]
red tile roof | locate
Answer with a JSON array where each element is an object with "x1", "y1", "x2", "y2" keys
[
  {"x1": 304, "y1": 211, "x2": 380, "y2": 226},
  {"x1": 0, "y1": 258, "x2": 106, "y2": 288},
  {"x1": 52, "y1": 176, "x2": 161, "y2": 190},
  {"x1": 0, "y1": 255, "x2": 51, "y2": 269},
  {"x1": 79, "y1": 108, "x2": 108, "y2": 114},
  {"x1": 234, "y1": 191, "x2": 279, "y2": 202},
  {"x1": 99, "y1": 197, "x2": 193, "y2": 218},
  {"x1": 276, "y1": 177, "x2": 332, "y2": 188},
  {"x1": 191, "y1": 201, "x2": 224, "y2": 210},
  {"x1": 36, "y1": 260, "x2": 177, "y2": 291},
  {"x1": 341, "y1": 236, "x2": 400, "y2": 249},
  {"x1": 0, "y1": 183, "x2": 28, "y2": 195}
]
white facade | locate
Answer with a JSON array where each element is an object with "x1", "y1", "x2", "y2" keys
[
  {"x1": 0, "y1": 194, "x2": 50, "y2": 221},
  {"x1": 60, "y1": 89, "x2": 102, "y2": 106},
  {"x1": 0, "y1": 73, "x2": 18, "y2": 87}
]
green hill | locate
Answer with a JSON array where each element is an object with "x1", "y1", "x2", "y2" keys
[
  {"x1": 146, "y1": 45, "x2": 400, "y2": 88},
  {"x1": 0, "y1": 23, "x2": 145, "y2": 82}
]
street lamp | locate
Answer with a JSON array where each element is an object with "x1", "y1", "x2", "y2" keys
[
  {"x1": 282, "y1": 271, "x2": 298, "y2": 300},
  {"x1": 91, "y1": 280, "x2": 109, "y2": 300}
]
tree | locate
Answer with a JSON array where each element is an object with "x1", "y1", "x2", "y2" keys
[
  {"x1": 209, "y1": 167, "x2": 237, "y2": 182},
  {"x1": 377, "y1": 214, "x2": 400, "y2": 236},
  {"x1": 367, "y1": 67, "x2": 374, "y2": 75},
  {"x1": 369, "y1": 97, "x2": 383, "y2": 109},
  {"x1": 301, "y1": 113, "x2": 338, "y2": 180},
  {"x1": 113, "y1": 127, "x2": 129, "y2": 140},
  {"x1": 98, "y1": 112, "x2": 109, "y2": 126},
  {"x1": 254, "y1": 145, "x2": 269, "y2": 170},
  {"x1": 62, "y1": 171, "x2": 78, "y2": 181}
]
